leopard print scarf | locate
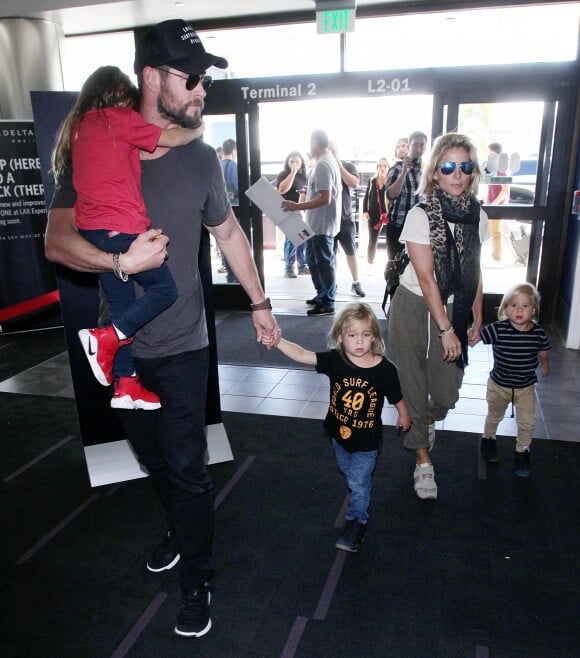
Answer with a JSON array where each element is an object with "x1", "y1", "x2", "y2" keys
[{"x1": 418, "y1": 189, "x2": 481, "y2": 367}]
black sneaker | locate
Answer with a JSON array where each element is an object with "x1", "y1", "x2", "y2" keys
[
  {"x1": 335, "y1": 519, "x2": 366, "y2": 552},
  {"x1": 351, "y1": 282, "x2": 366, "y2": 297},
  {"x1": 307, "y1": 304, "x2": 335, "y2": 316},
  {"x1": 305, "y1": 297, "x2": 319, "y2": 305},
  {"x1": 515, "y1": 450, "x2": 531, "y2": 477},
  {"x1": 175, "y1": 583, "x2": 212, "y2": 637},
  {"x1": 146, "y1": 528, "x2": 180, "y2": 573},
  {"x1": 480, "y1": 437, "x2": 499, "y2": 463}
]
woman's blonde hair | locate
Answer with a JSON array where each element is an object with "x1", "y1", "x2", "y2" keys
[
  {"x1": 418, "y1": 132, "x2": 482, "y2": 197},
  {"x1": 498, "y1": 283, "x2": 541, "y2": 322},
  {"x1": 328, "y1": 303, "x2": 385, "y2": 356}
]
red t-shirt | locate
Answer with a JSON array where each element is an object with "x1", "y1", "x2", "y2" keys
[
  {"x1": 487, "y1": 170, "x2": 507, "y2": 205},
  {"x1": 72, "y1": 106, "x2": 162, "y2": 233}
]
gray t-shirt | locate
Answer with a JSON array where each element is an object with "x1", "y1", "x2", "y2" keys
[
  {"x1": 51, "y1": 139, "x2": 230, "y2": 359},
  {"x1": 305, "y1": 151, "x2": 341, "y2": 236}
]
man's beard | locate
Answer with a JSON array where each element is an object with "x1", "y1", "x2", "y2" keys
[{"x1": 157, "y1": 85, "x2": 204, "y2": 129}]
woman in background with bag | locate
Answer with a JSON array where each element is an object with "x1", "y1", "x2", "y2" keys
[
  {"x1": 387, "y1": 133, "x2": 489, "y2": 501},
  {"x1": 362, "y1": 157, "x2": 389, "y2": 274}
]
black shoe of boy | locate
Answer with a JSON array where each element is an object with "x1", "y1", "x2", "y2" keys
[
  {"x1": 335, "y1": 519, "x2": 366, "y2": 552},
  {"x1": 480, "y1": 437, "x2": 499, "y2": 463},
  {"x1": 515, "y1": 450, "x2": 532, "y2": 477}
]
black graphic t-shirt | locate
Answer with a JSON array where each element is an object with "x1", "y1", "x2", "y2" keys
[{"x1": 316, "y1": 350, "x2": 403, "y2": 453}]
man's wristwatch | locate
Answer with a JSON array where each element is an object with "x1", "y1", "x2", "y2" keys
[{"x1": 250, "y1": 297, "x2": 272, "y2": 311}]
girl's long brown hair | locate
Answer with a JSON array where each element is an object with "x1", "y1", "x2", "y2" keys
[{"x1": 51, "y1": 65, "x2": 139, "y2": 182}]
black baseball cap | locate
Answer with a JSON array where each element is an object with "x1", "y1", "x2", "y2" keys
[{"x1": 134, "y1": 19, "x2": 228, "y2": 75}]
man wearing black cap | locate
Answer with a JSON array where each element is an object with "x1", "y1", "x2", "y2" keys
[{"x1": 45, "y1": 19, "x2": 280, "y2": 639}]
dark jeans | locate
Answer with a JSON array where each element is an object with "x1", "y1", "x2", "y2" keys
[
  {"x1": 80, "y1": 229, "x2": 177, "y2": 377},
  {"x1": 284, "y1": 237, "x2": 307, "y2": 272},
  {"x1": 366, "y1": 217, "x2": 382, "y2": 264},
  {"x1": 306, "y1": 234, "x2": 336, "y2": 309},
  {"x1": 120, "y1": 347, "x2": 215, "y2": 591},
  {"x1": 386, "y1": 223, "x2": 405, "y2": 262}
]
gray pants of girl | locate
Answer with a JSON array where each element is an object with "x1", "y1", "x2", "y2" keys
[{"x1": 388, "y1": 284, "x2": 463, "y2": 450}]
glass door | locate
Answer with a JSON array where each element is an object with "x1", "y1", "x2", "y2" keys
[
  {"x1": 202, "y1": 109, "x2": 259, "y2": 310},
  {"x1": 431, "y1": 93, "x2": 562, "y2": 322},
  {"x1": 456, "y1": 100, "x2": 551, "y2": 296}
]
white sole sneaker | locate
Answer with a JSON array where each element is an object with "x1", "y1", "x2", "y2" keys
[
  {"x1": 110, "y1": 395, "x2": 161, "y2": 411},
  {"x1": 414, "y1": 464, "x2": 438, "y2": 500}
]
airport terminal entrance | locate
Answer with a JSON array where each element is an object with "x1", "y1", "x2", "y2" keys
[{"x1": 204, "y1": 61, "x2": 577, "y2": 321}]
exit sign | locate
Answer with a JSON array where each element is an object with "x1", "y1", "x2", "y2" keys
[{"x1": 316, "y1": 9, "x2": 355, "y2": 34}]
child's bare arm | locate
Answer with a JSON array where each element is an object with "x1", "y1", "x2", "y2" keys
[
  {"x1": 275, "y1": 337, "x2": 317, "y2": 366},
  {"x1": 158, "y1": 125, "x2": 203, "y2": 148},
  {"x1": 394, "y1": 399, "x2": 412, "y2": 431},
  {"x1": 538, "y1": 350, "x2": 550, "y2": 377}
]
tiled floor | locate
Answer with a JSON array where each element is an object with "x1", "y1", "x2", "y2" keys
[
  {"x1": 2, "y1": 244, "x2": 578, "y2": 444},
  {"x1": 4, "y1": 334, "x2": 574, "y2": 442},
  {"x1": 216, "y1": 340, "x2": 553, "y2": 440}
]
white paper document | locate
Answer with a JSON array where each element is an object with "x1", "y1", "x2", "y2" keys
[{"x1": 245, "y1": 176, "x2": 314, "y2": 248}]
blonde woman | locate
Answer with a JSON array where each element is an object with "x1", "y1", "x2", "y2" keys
[
  {"x1": 362, "y1": 158, "x2": 389, "y2": 269},
  {"x1": 388, "y1": 133, "x2": 489, "y2": 500}
]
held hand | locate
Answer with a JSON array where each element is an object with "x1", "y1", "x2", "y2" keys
[
  {"x1": 253, "y1": 310, "x2": 281, "y2": 350},
  {"x1": 396, "y1": 411, "x2": 412, "y2": 432},
  {"x1": 120, "y1": 229, "x2": 169, "y2": 275},
  {"x1": 467, "y1": 326, "x2": 481, "y2": 347},
  {"x1": 541, "y1": 366, "x2": 550, "y2": 378},
  {"x1": 441, "y1": 332, "x2": 462, "y2": 362},
  {"x1": 281, "y1": 200, "x2": 299, "y2": 212}
]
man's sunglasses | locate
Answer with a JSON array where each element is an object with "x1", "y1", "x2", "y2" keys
[
  {"x1": 158, "y1": 68, "x2": 213, "y2": 91},
  {"x1": 439, "y1": 161, "x2": 475, "y2": 176}
]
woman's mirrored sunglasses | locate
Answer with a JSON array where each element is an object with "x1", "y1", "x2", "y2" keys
[
  {"x1": 439, "y1": 161, "x2": 475, "y2": 176},
  {"x1": 158, "y1": 68, "x2": 213, "y2": 91}
]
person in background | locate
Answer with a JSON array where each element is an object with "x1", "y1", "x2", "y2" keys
[
  {"x1": 479, "y1": 283, "x2": 551, "y2": 477},
  {"x1": 329, "y1": 141, "x2": 365, "y2": 298},
  {"x1": 276, "y1": 151, "x2": 309, "y2": 278},
  {"x1": 215, "y1": 145, "x2": 223, "y2": 160},
  {"x1": 220, "y1": 138, "x2": 239, "y2": 282},
  {"x1": 362, "y1": 157, "x2": 389, "y2": 275},
  {"x1": 394, "y1": 137, "x2": 408, "y2": 162},
  {"x1": 263, "y1": 302, "x2": 411, "y2": 552},
  {"x1": 485, "y1": 142, "x2": 510, "y2": 262},
  {"x1": 388, "y1": 133, "x2": 488, "y2": 500},
  {"x1": 281, "y1": 129, "x2": 341, "y2": 317},
  {"x1": 385, "y1": 130, "x2": 427, "y2": 261},
  {"x1": 45, "y1": 19, "x2": 280, "y2": 639}
]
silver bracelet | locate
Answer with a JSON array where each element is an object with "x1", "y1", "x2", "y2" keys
[{"x1": 112, "y1": 253, "x2": 128, "y2": 282}]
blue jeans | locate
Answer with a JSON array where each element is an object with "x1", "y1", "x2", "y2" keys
[
  {"x1": 284, "y1": 237, "x2": 307, "y2": 272},
  {"x1": 306, "y1": 234, "x2": 336, "y2": 309},
  {"x1": 332, "y1": 439, "x2": 378, "y2": 524},
  {"x1": 79, "y1": 230, "x2": 178, "y2": 376},
  {"x1": 123, "y1": 347, "x2": 215, "y2": 591}
]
